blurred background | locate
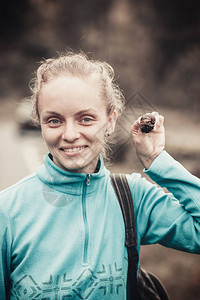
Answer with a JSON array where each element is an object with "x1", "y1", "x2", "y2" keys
[{"x1": 0, "y1": 0, "x2": 200, "y2": 299}]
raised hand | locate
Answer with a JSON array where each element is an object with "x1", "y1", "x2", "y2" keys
[{"x1": 131, "y1": 112, "x2": 165, "y2": 169}]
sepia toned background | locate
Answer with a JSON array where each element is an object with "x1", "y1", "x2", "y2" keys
[{"x1": 0, "y1": 1, "x2": 200, "y2": 299}]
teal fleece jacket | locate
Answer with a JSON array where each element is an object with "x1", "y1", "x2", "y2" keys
[{"x1": 0, "y1": 151, "x2": 200, "y2": 299}]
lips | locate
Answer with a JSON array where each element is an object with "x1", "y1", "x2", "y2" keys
[{"x1": 60, "y1": 146, "x2": 88, "y2": 153}]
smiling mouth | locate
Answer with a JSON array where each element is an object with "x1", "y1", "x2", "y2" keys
[{"x1": 60, "y1": 146, "x2": 88, "y2": 153}]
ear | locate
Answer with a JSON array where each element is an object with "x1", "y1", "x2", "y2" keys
[{"x1": 107, "y1": 110, "x2": 117, "y2": 133}]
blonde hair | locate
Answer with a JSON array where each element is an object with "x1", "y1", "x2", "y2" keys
[{"x1": 30, "y1": 51, "x2": 125, "y2": 125}]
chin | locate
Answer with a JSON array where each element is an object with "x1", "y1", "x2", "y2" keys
[
  {"x1": 54, "y1": 157, "x2": 89, "y2": 173},
  {"x1": 52, "y1": 149, "x2": 99, "y2": 173}
]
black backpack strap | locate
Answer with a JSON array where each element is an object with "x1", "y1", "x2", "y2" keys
[{"x1": 110, "y1": 173, "x2": 139, "y2": 300}]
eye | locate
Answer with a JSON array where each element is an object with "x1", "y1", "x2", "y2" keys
[
  {"x1": 80, "y1": 117, "x2": 93, "y2": 124},
  {"x1": 48, "y1": 119, "x2": 61, "y2": 126}
]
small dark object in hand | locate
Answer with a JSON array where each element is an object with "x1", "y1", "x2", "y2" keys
[{"x1": 140, "y1": 113, "x2": 156, "y2": 133}]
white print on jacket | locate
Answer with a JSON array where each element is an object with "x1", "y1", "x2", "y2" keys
[{"x1": 11, "y1": 262, "x2": 126, "y2": 299}]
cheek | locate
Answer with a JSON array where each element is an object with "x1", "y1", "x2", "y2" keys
[
  {"x1": 92, "y1": 131, "x2": 106, "y2": 151},
  {"x1": 90, "y1": 128, "x2": 105, "y2": 145},
  {"x1": 90, "y1": 121, "x2": 107, "y2": 139},
  {"x1": 41, "y1": 128, "x2": 60, "y2": 146}
]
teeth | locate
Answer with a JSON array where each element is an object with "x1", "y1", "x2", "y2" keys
[{"x1": 63, "y1": 147, "x2": 85, "y2": 153}]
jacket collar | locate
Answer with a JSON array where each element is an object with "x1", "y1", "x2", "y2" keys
[{"x1": 36, "y1": 153, "x2": 109, "y2": 195}]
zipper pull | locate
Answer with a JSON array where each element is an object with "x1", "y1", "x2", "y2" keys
[{"x1": 86, "y1": 174, "x2": 91, "y2": 186}]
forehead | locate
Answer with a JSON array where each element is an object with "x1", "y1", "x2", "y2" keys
[
  {"x1": 38, "y1": 75, "x2": 106, "y2": 111},
  {"x1": 41, "y1": 75, "x2": 99, "y2": 95}
]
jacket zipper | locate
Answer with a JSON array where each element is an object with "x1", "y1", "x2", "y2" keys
[{"x1": 82, "y1": 174, "x2": 91, "y2": 264}]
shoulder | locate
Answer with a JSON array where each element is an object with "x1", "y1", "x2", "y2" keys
[
  {"x1": 126, "y1": 171, "x2": 154, "y2": 193},
  {"x1": 0, "y1": 172, "x2": 40, "y2": 211},
  {"x1": 0, "y1": 173, "x2": 38, "y2": 196},
  {"x1": 125, "y1": 171, "x2": 161, "y2": 215},
  {"x1": 110, "y1": 171, "x2": 154, "y2": 196}
]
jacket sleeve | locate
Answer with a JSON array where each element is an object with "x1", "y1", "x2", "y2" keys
[
  {"x1": 132, "y1": 151, "x2": 200, "y2": 253},
  {"x1": 0, "y1": 208, "x2": 12, "y2": 299}
]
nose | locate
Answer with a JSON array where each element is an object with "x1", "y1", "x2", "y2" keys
[{"x1": 61, "y1": 121, "x2": 80, "y2": 142}]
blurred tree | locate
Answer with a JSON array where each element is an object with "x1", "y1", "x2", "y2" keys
[
  {"x1": 0, "y1": 0, "x2": 113, "y2": 96},
  {"x1": 0, "y1": 0, "x2": 30, "y2": 48},
  {"x1": 0, "y1": 0, "x2": 199, "y2": 110},
  {"x1": 130, "y1": 0, "x2": 200, "y2": 77}
]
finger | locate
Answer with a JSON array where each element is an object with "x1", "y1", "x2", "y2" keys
[
  {"x1": 131, "y1": 118, "x2": 141, "y2": 135},
  {"x1": 150, "y1": 112, "x2": 164, "y2": 127},
  {"x1": 132, "y1": 116, "x2": 142, "y2": 129},
  {"x1": 156, "y1": 115, "x2": 164, "y2": 128},
  {"x1": 151, "y1": 111, "x2": 159, "y2": 123}
]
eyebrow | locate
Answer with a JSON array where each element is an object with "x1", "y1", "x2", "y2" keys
[
  {"x1": 43, "y1": 108, "x2": 98, "y2": 116},
  {"x1": 74, "y1": 109, "x2": 98, "y2": 116},
  {"x1": 43, "y1": 111, "x2": 62, "y2": 117}
]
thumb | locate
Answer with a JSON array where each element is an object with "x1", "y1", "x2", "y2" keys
[{"x1": 131, "y1": 117, "x2": 141, "y2": 136}]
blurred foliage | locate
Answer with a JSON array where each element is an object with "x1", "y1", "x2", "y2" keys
[{"x1": 0, "y1": 0, "x2": 200, "y2": 110}]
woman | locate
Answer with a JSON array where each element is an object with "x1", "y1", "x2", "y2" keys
[{"x1": 0, "y1": 51, "x2": 200, "y2": 299}]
